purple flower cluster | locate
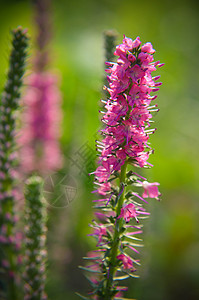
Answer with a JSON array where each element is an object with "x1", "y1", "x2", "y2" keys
[
  {"x1": 84, "y1": 36, "x2": 163, "y2": 299},
  {"x1": 95, "y1": 36, "x2": 163, "y2": 196}
]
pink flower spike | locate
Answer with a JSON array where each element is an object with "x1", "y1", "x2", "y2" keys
[
  {"x1": 81, "y1": 34, "x2": 163, "y2": 298},
  {"x1": 18, "y1": 72, "x2": 62, "y2": 174},
  {"x1": 142, "y1": 181, "x2": 160, "y2": 199}
]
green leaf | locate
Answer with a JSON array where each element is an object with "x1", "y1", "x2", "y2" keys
[
  {"x1": 78, "y1": 266, "x2": 102, "y2": 274},
  {"x1": 75, "y1": 292, "x2": 90, "y2": 300},
  {"x1": 83, "y1": 256, "x2": 101, "y2": 261},
  {"x1": 123, "y1": 241, "x2": 143, "y2": 247},
  {"x1": 115, "y1": 297, "x2": 137, "y2": 300},
  {"x1": 124, "y1": 235, "x2": 143, "y2": 242},
  {"x1": 127, "y1": 272, "x2": 140, "y2": 279},
  {"x1": 113, "y1": 275, "x2": 130, "y2": 281}
]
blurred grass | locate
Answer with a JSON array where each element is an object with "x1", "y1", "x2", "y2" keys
[{"x1": 0, "y1": 0, "x2": 199, "y2": 299}]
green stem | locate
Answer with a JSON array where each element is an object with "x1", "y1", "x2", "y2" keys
[{"x1": 104, "y1": 161, "x2": 127, "y2": 299}]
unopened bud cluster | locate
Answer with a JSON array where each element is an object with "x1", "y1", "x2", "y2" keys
[
  {"x1": 23, "y1": 176, "x2": 47, "y2": 300},
  {"x1": 0, "y1": 27, "x2": 28, "y2": 299}
]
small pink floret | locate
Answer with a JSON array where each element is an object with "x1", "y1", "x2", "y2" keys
[
  {"x1": 141, "y1": 42, "x2": 155, "y2": 54},
  {"x1": 117, "y1": 253, "x2": 134, "y2": 270},
  {"x1": 118, "y1": 203, "x2": 138, "y2": 223},
  {"x1": 93, "y1": 226, "x2": 107, "y2": 244},
  {"x1": 142, "y1": 181, "x2": 160, "y2": 198}
]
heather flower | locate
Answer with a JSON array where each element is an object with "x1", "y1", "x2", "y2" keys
[{"x1": 79, "y1": 35, "x2": 163, "y2": 299}]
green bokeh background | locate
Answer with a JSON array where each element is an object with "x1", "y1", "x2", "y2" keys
[{"x1": 1, "y1": 0, "x2": 199, "y2": 299}]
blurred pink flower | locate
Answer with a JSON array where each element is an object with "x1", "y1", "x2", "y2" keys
[{"x1": 18, "y1": 71, "x2": 62, "y2": 174}]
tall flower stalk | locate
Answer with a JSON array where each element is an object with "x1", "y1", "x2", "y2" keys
[
  {"x1": 79, "y1": 35, "x2": 163, "y2": 299},
  {"x1": 18, "y1": 0, "x2": 62, "y2": 175},
  {"x1": 0, "y1": 27, "x2": 29, "y2": 300},
  {"x1": 23, "y1": 176, "x2": 47, "y2": 300}
]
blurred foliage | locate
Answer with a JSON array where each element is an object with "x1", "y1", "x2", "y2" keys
[{"x1": 0, "y1": 0, "x2": 199, "y2": 299}]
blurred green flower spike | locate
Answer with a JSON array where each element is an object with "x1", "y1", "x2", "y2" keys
[
  {"x1": 0, "y1": 26, "x2": 29, "y2": 300},
  {"x1": 23, "y1": 176, "x2": 47, "y2": 300}
]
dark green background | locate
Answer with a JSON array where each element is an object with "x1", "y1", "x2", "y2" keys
[{"x1": 1, "y1": 0, "x2": 199, "y2": 299}]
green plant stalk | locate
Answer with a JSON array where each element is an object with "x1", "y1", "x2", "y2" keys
[{"x1": 104, "y1": 161, "x2": 128, "y2": 299}]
